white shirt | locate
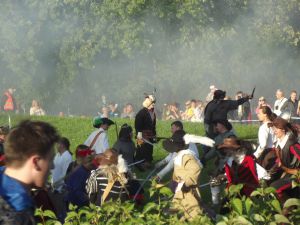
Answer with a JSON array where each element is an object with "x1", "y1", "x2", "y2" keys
[
  {"x1": 51, "y1": 150, "x2": 72, "y2": 191},
  {"x1": 254, "y1": 122, "x2": 275, "y2": 158},
  {"x1": 84, "y1": 128, "x2": 109, "y2": 154},
  {"x1": 274, "y1": 97, "x2": 288, "y2": 116}
]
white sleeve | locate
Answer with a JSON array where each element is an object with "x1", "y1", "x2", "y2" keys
[
  {"x1": 102, "y1": 133, "x2": 109, "y2": 151},
  {"x1": 62, "y1": 153, "x2": 73, "y2": 177},
  {"x1": 155, "y1": 153, "x2": 172, "y2": 168},
  {"x1": 157, "y1": 159, "x2": 175, "y2": 179},
  {"x1": 188, "y1": 143, "x2": 199, "y2": 158},
  {"x1": 254, "y1": 125, "x2": 269, "y2": 158}
]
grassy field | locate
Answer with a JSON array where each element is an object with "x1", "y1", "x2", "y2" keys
[{"x1": 0, "y1": 114, "x2": 259, "y2": 203}]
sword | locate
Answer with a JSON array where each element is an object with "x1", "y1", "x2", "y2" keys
[
  {"x1": 128, "y1": 159, "x2": 145, "y2": 167},
  {"x1": 142, "y1": 138, "x2": 156, "y2": 146},
  {"x1": 133, "y1": 167, "x2": 157, "y2": 201},
  {"x1": 250, "y1": 86, "x2": 256, "y2": 99}
]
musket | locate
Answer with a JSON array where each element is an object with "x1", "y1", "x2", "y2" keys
[{"x1": 156, "y1": 137, "x2": 168, "y2": 141}]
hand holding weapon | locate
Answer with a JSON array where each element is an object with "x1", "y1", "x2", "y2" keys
[{"x1": 250, "y1": 86, "x2": 256, "y2": 99}]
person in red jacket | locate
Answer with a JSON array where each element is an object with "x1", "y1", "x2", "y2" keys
[
  {"x1": 219, "y1": 138, "x2": 270, "y2": 196},
  {"x1": 1, "y1": 88, "x2": 16, "y2": 112}
]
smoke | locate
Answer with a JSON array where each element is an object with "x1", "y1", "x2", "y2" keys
[{"x1": 0, "y1": 1, "x2": 299, "y2": 116}]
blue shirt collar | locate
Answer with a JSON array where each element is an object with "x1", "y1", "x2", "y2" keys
[{"x1": 0, "y1": 166, "x2": 34, "y2": 212}]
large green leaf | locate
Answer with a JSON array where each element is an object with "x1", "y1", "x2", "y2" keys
[
  {"x1": 231, "y1": 198, "x2": 243, "y2": 215},
  {"x1": 274, "y1": 214, "x2": 290, "y2": 224},
  {"x1": 283, "y1": 198, "x2": 300, "y2": 208},
  {"x1": 271, "y1": 199, "x2": 282, "y2": 214}
]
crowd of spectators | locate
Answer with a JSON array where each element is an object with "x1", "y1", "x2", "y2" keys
[{"x1": 1, "y1": 86, "x2": 300, "y2": 122}]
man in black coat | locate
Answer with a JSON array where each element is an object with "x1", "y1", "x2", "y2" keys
[
  {"x1": 135, "y1": 95, "x2": 156, "y2": 170},
  {"x1": 204, "y1": 90, "x2": 251, "y2": 139}
]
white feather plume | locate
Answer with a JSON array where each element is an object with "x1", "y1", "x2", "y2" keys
[{"x1": 184, "y1": 134, "x2": 215, "y2": 147}]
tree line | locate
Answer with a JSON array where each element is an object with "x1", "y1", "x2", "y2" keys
[{"x1": 1, "y1": 0, "x2": 300, "y2": 114}]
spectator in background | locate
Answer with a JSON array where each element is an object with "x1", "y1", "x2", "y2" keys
[
  {"x1": 161, "y1": 103, "x2": 170, "y2": 120},
  {"x1": 206, "y1": 85, "x2": 218, "y2": 102},
  {"x1": 99, "y1": 106, "x2": 109, "y2": 118},
  {"x1": 255, "y1": 96, "x2": 271, "y2": 116},
  {"x1": 274, "y1": 89, "x2": 288, "y2": 116},
  {"x1": 168, "y1": 102, "x2": 181, "y2": 120},
  {"x1": 1, "y1": 88, "x2": 17, "y2": 113},
  {"x1": 113, "y1": 124, "x2": 136, "y2": 165},
  {"x1": 121, "y1": 103, "x2": 135, "y2": 119},
  {"x1": 181, "y1": 100, "x2": 195, "y2": 121},
  {"x1": 30, "y1": 99, "x2": 46, "y2": 116},
  {"x1": 235, "y1": 91, "x2": 251, "y2": 122},
  {"x1": 192, "y1": 100, "x2": 205, "y2": 122},
  {"x1": 0, "y1": 126, "x2": 9, "y2": 166},
  {"x1": 281, "y1": 90, "x2": 299, "y2": 119},
  {"x1": 108, "y1": 102, "x2": 120, "y2": 118},
  {"x1": 0, "y1": 120, "x2": 59, "y2": 224}
]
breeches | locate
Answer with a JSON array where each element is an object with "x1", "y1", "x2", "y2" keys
[{"x1": 135, "y1": 143, "x2": 153, "y2": 162}]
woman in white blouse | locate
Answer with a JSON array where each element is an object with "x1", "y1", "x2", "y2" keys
[{"x1": 254, "y1": 106, "x2": 277, "y2": 166}]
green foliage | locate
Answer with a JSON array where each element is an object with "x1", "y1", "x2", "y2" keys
[
  {"x1": 217, "y1": 183, "x2": 300, "y2": 225},
  {"x1": 34, "y1": 183, "x2": 300, "y2": 225}
]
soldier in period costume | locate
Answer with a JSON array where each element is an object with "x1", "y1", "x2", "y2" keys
[{"x1": 135, "y1": 94, "x2": 156, "y2": 170}]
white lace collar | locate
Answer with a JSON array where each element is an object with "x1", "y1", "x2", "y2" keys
[
  {"x1": 275, "y1": 133, "x2": 290, "y2": 150},
  {"x1": 174, "y1": 149, "x2": 202, "y2": 168}
]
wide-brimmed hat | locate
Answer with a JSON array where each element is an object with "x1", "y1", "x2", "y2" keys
[
  {"x1": 162, "y1": 130, "x2": 187, "y2": 153},
  {"x1": 217, "y1": 137, "x2": 240, "y2": 150},
  {"x1": 93, "y1": 117, "x2": 115, "y2": 128}
]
